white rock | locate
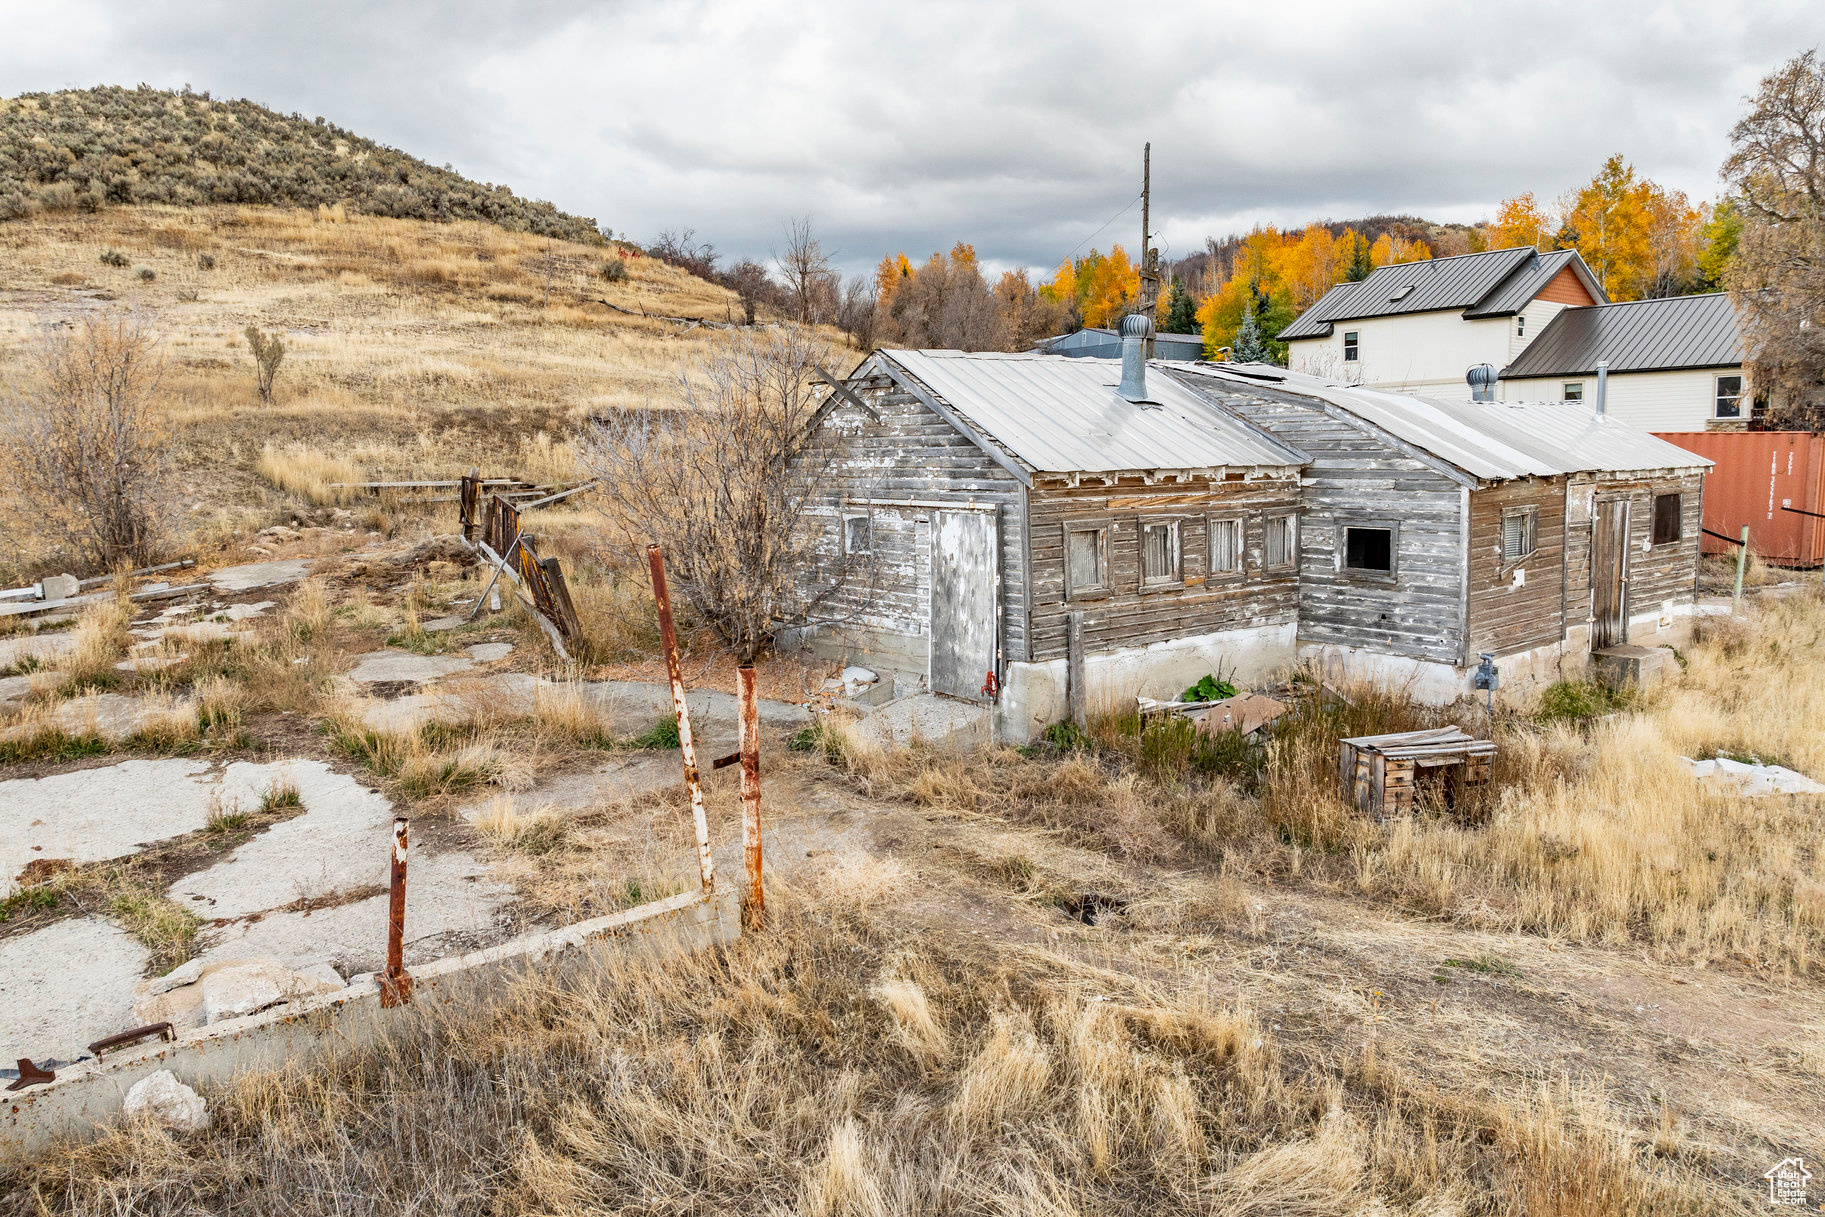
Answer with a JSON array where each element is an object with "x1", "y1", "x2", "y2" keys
[
  {"x1": 840, "y1": 665, "x2": 877, "y2": 685},
  {"x1": 123, "y1": 1070, "x2": 209, "y2": 1132},
  {"x1": 295, "y1": 963, "x2": 346, "y2": 990},
  {"x1": 1683, "y1": 755, "x2": 1825, "y2": 796},
  {"x1": 200, "y1": 960, "x2": 339, "y2": 1024},
  {"x1": 148, "y1": 958, "x2": 203, "y2": 995}
]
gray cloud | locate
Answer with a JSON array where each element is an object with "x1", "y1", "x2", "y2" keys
[{"x1": 2, "y1": 0, "x2": 1818, "y2": 274}]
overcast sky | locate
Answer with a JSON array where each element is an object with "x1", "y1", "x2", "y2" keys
[{"x1": 3, "y1": 1, "x2": 1819, "y2": 276}]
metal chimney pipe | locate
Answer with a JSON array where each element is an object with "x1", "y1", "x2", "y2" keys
[
  {"x1": 1595, "y1": 360, "x2": 1609, "y2": 417},
  {"x1": 1117, "y1": 313, "x2": 1151, "y2": 401}
]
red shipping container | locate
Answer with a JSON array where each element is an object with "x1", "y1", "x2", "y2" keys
[{"x1": 1654, "y1": 431, "x2": 1825, "y2": 567}]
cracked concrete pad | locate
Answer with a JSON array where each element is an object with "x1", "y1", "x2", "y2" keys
[
  {"x1": 208, "y1": 560, "x2": 311, "y2": 592},
  {"x1": 0, "y1": 917, "x2": 149, "y2": 1063},
  {"x1": 167, "y1": 761, "x2": 395, "y2": 918},
  {"x1": 852, "y1": 693, "x2": 992, "y2": 749},
  {"x1": 0, "y1": 632, "x2": 76, "y2": 669},
  {"x1": 1, "y1": 759, "x2": 215, "y2": 890},
  {"x1": 200, "y1": 960, "x2": 340, "y2": 1023},
  {"x1": 457, "y1": 754, "x2": 681, "y2": 822},
  {"x1": 466, "y1": 642, "x2": 513, "y2": 662},
  {"x1": 0, "y1": 669, "x2": 69, "y2": 707},
  {"x1": 194, "y1": 849, "x2": 514, "y2": 976},
  {"x1": 420, "y1": 615, "x2": 467, "y2": 632},
  {"x1": 347, "y1": 650, "x2": 475, "y2": 684},
  {"x1": 360, "y1": 673, "x2": 541, "y2": 732},
  {"x1": 5, "y1": 691, "x2": 197, "y2": 744}
]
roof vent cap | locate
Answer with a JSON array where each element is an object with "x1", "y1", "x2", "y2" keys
[
  {"x1": 1117, "y1": 314, "x2": 1153, "y2": 402},
  {"x1": 1466, "y1": 363, "x2": 1497, "y2": 403}
]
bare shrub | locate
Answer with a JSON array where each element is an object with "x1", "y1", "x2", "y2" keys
[
  {"x1": 245, "y1": 324, "x2": 286, "y2": 403},
  {"x1": 0, "y1": 311, "x2": 174, "y2": 569},
  {"x1": 581, "y1": 325, "x2": 854, "y2": 661},
  {"x1": 776, "y1": 216, "x2": 839, "y2": 324},
  {"x1": 721, "y1": 258, "x2": 777, "y2": 325}
]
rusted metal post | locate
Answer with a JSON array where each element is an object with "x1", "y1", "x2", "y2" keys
[
  {"x1": 380, "y1": 816, "x2": 413, "y2": 1007},
  {"x1": 737, "y1": 662, "x2": 763, "y2": 925},
  {"x1": 647, "y1": 544, "x2": 716, "y2": 893}
]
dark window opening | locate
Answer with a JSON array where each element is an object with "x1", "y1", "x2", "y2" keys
[
  {"x1": 1343, "y1": 331, "x2": 1359, "y2": 362},
  {"x1": 1563, "y1": 382, "x2": 1584, "y2": 402},
  {"x1": 1715, "y1": 374, "x2": 1743, "y2": 419},
  {"x1": 1344, "y1": 527, "x2": 1393, "y2": 573},
  {"x1": 844, "y1": 515, "x2": 870, "y2": 556},
  {"x1": 1652, "y1": 494, "x2": 1682, "y2": 545}
]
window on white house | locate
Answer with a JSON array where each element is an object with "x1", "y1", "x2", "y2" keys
[
  {"x1": 1140, "y1": 520, "x2": 1181, "y2": 587},
  {"x1": 1502, "y1": 507, "x2": 1537, "y2": 564},
  {"x1": 1065, "y1": 525, "x2": 1108, "y2": 597},
  {"x1": 1263, "y1": 514, "x2": 1297, "y2": 569},
  {"x1": 1343, "y1": 526, "x2": 1394, "y2": 574},
  {"x1": 1563, "y1": 382, "x2": 1584, "y2": 402},
  {"x1": 1209, "y1": 518, "x2": 1243, "y2": 576},
  {"x1": 1516, "y1": 315, "x2": 1526, "y2": 337},
  {"x1": 1343, "y1": 331, "x2": 1360, "y2": 362},
  {"x1": 844, "y1": 514, "x2": 871, "y2": 556},
  {"x1": 1715, "y1": 374, "x2": 1744, "y2": 419}
]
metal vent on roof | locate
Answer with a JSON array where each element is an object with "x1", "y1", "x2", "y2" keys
[{"x1": 1389, "y1": 285, "x2": 1415, "y2": 302}]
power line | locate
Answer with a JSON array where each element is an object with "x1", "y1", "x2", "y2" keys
[{"x1": 1060, "y1": 190, "x2": 1144, "y2": 266}]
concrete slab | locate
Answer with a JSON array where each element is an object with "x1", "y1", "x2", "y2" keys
[
  {"x1": 1593, "y1": 644, "x2": 1677, "y2": 691},
  {"x1": 167, "y1": 761, "x2": 394, "y2": 918},
  {"x1": 5, "y1": 692, "x2": 196, "y2": 743},
  {"x1": 346, "y1": 650, "x2": 475, "y2": 684},
  {"x1": 1683, "y1": 756, "x2": 1825, "y2": 796},
  {"x1": 193, "y1": 849, "x2": 514, "y2": 976},
  {"x1": 359, "y1": 673, "x2": 541, "y2": 732},
  {"x1": 466, "y1": 642, "x2": 513, "y2": 662},
  {"x1": 0, "y1": 633, "x2": 77, "y2": 671},
  {"x1": 420, "y1": 615, "x2": 468, "y2": 632},
  {"x1": 207, "y1": 560, "x2": 310, "y2": 593},
  {"x1": 852, "y1": 693, "x2": 992, "y2": 749},
  {"x1": 1, "y1": 759, "x2": 214, "y2": 891},
  {"x1": 0, "y1": 669, "x2": 69, "y2": 708},
  {"x1": 457, "y1": 755, "x2": 680, "y2": 822},
  {"x1": 0, "y1": 918, "x2": 149, "y2": 1064}
]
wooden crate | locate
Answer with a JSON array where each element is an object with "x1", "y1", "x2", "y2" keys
[{"x1": 1338, "y1": 726, "x2": 1496, "y2": 819}]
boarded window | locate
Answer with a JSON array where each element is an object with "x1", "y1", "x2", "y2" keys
[
  {"x1": 1066, "y1": 526, "x2": 1107, "y2": 596},
  {"x1": 1651, "y1": 493, "x2": 1682, "y2": 544},
  {"x1": 1343, "y1": 331, "x2": 1359, "y2": 362},
  {"x1": 1264, "y1": 514, "x2": 1296, "y2": 569},
  {"x1": 1140, "y1": 521, "x2": 1180, "y2": 586},
  {"x1": 1502, "y1": 508, "x2": 1536, "y2": 563},
  {"x1": 1209, "y1": 518, "x2": 1242, "y2": 575},
  {"x1": 844, "y1": 514, "x2": 870, "y2": 555},
  {"x1": 1715, "y1": 374, "x2": 1743, "y2": 419},
  {"x1": 1344, "y1": 526, "x2": 1393, "y2": 573},
  {"x1": 1563, "y1": 382, "x2": 1584, "y2": 402}
]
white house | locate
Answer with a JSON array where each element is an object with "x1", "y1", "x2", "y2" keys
[
  {"x1": 1496, "y1": 292, "x2": 1748, "y2": 432},
  {"x1": 1279, "y1": 246, "x2": 1606, "y2": 394}
]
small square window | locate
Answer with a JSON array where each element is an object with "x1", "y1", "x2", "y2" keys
[
  {"x1": 1501, "y1": 508, "x2": 1537, "y2": 563},
  {"x1": 1344, "y1": 526, "x2": 1393, "y2": 573},
  {"x1": 1651, "y1": 493, "x2": 1682, "y2": 545},
  {"x1": 1065, "y1": 525, "x2": 1108, "y2": 597},
  {"x1": 1209, "y1": 518, "x2": 1243, "y2": 576},
  {"x1": 1715, "y1": 374, "x2": 1743, "y2": 419},
  {"x1": 1343, "y1": 331, "x2": 1360, "y2": 362},
  {"x1": 1141, "y1": 520, "x2": 1181, "y2": 587},
  {"x1": 844, "y1": 514, "x2": 870, "y2": 555},
  {"x1": 1563, "y1": 382, "x2": 1584, "y2": 402},
  {"x1": 1264, "y1": 514, "x2": 1297, "y2": 569}
]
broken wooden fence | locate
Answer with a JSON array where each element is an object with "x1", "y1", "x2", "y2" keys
[{"x1": 467, "y1": 490, "x2": 584, "y2": 658}]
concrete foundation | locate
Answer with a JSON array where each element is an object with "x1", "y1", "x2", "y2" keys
[{"x1": 998, "y1": 622, "x2": 1297, "y2": 743}]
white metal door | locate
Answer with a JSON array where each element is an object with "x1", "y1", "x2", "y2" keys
[{"x1": 929, "y1": 510, "x2": 998, "y2": 700}]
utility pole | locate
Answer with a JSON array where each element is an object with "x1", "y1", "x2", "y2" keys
[{"x1": 1139, "y1": 143, "x2": 1159, "y2": 357}]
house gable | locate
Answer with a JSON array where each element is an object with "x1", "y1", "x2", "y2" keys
[{"x1": 1535, "y1": 265, "x2": 1598, "y2": 306}]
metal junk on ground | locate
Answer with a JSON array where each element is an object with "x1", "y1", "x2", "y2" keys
[
  {"x1": 647, "y1": 544, "x2": 716, "y2": 894},
  {"x1": 380, "y1": 816, "x2": 413, "y2": 1008}
]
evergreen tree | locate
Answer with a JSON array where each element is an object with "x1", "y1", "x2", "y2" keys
[
  {"x1": 1232, "y1": 299, "x2": 1268, "y2": 363},
  {"x1": 1161, "y1": 274, "x2": 1199, "y2": 334},
  {"x1": 1345, "y1": 232, "x2": 1373, "y2": 282}
]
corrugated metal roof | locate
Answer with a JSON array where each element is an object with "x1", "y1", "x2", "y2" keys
[
  {"x1": 1032, "y1": 329, "x2": 1206, "y2": 360},
  {"x1": 1498, "y1": 293, "x2": 1743, "y2": 378},
  {"x1": 880, "y1": 350, "x2": 1306, "y2": 475},
  {"x1": 1278, "y1": 247, "x2": 1536, "y2": 340},
  {"x1": 1465, "y1": 248, "x2": 1603, "y2": 317},
  {"x1": 1170, "y1": 362, "x2": 1711, "y2": 481}
]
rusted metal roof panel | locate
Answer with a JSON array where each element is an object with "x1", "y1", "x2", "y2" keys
[
  {"x1": 1171, "y1": 362, "x2": 1711, "y2": 481},
  {"x1": 880, "y1": 350, "x2": 1306, "y2": 475},
  {"x1": 1499, "y1": 293, "x2": 1744, "y2": 378}
]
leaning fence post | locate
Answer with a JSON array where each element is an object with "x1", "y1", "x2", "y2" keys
[
  {"x1": 737, "y1": 662, "x2": 764, "y2": 925},
  {"x1": 380, "y1": 816, "x2": 413, "y2": 1007},
  {"x1": 1733, "y1": 525, "x2": 1750, "y2": 612},
  {"x1": 647, "y1": 545, "x2": 716, "y2": 893}
]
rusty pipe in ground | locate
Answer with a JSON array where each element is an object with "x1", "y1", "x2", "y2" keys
[
  {"x1": 381, "y1": 816, "x2": 413, "y2": 1007},
  {"x1": 647, "y1": 544, "x2": 715, "y2": 893},
  {"x1": 737, "y1": 662, "x2": 763, "y2": 925}
]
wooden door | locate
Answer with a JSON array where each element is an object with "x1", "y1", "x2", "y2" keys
[
  {"x1": 1591, "y1": 498, "x2": 1629, "y2": 649},
  {"x1": 929, "y1": 510, "x2": 998, "y2": 700}
]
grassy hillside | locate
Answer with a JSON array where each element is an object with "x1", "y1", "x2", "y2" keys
[{"x1": 0, "y1": 85, "x2": 602, "y2": 243}]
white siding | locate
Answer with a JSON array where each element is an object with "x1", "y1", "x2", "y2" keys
[
  {"x1": 1508, "y1": 299, "x2": 1572, "y2": 363},
  {"x1": 1287, "y1": 312, "x2": 1516, "y2": 394},
  {"x1": 1500, "y1": 366, "x2": 1745, "y2": 431}
]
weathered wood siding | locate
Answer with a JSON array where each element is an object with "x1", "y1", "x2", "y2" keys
[
  {"x1": 798, "y1": 357, "x2": 1030, "y2": 669},
  {"x1": 1564, "y1": 471, "x2": 1705, "y2": 639},
  {"x1": 1465, "y1": 478, "x2": 1566, "y2": 657},
  {"x1": 1186, "y1": 383, "x2": 1469, "y2": 664},
  {"x1": 1025, "y1": 476, "x2": 1301, "y2": 662}
]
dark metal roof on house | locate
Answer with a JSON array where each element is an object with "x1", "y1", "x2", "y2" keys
[
  {"x1": 1278, "y1": 247, "x2": 1607, "y2": 340},
  {"x1": 1497, "y1": 293, "x2": 1744, "y2": 379}
]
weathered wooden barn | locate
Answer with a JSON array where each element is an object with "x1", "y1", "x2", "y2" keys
[
  {"x1": 1168, "y1": 362, "x2": 1712, "y2": 701},
  {"x1": 796, "y1": 333, "x2": 1308, "y2": 741}
]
